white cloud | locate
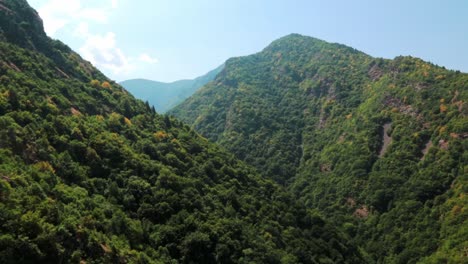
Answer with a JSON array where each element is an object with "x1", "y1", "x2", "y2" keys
[
  {"x1": 138, "y1": 53, "x2": 159, "y2": 64},
  {"x1": 79, "y1": 31, "x2": 135, "y2": 76},
  {"x1": 111, "y1": 0, "x2": 119, "y2": 9},
  {"x1": 73, "y1": 22, "x2": 90, "y2": 37},
  {"x1": 35, "y1": 0, "x2": 80, "y2": 35},
  {"x1": 30, "y1": 0, "x2": 158, "y2": 80},
  {"x1": 75, "y1": 25, "x2": 158, "y2": 77},
  {"x1": 33, "y1": 0, "x2": 117, "y2": 36},
  {"x1": 78, "y1": 8, "x2": 110, "y2": 24}
]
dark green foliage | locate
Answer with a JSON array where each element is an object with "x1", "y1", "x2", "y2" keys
[
  {"x1": 171, "y1": 34, "x2": 373, "y2": 184},
  {"x1": 171, "y1": 34, "x2": 468, "y2": 262},
  {"x1": 0, "y1": 1, "x2": 364, "y2": 263}
]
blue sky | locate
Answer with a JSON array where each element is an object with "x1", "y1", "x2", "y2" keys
[{"x1": 28, "y1": 0, "x2": 468, "y2": 82}]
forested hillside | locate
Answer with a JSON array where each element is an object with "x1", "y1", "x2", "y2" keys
[
  {"x1": 170, "y1": 34, "x2": 468, "y2": 263},
  {"x1": 120, "y1": 65, "x2": 223, "y2": 113},
  {"x1": 0, "y1": 1, "x2": 364, "y2": 263}
]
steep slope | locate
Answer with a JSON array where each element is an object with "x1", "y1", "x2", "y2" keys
[
  {"x1": 120, "y1": 65, "x2": 223, "y2": 113},
  {"x1": 171, "y1": 34, "x2": 373, "y2": 184},
  {"x1": 0, "y1": 2, "x2": 364, "y2": 263},
  {"x1": 170, "y1": 34, "x2": 468, "y2": 263}
]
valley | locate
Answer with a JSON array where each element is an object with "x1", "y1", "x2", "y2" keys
[{"x1": 0, "y1": 0, "x2": 466, "y2": 263}]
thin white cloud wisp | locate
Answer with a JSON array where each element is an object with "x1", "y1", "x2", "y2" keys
[
  {"x1": 138, "y1": 53, "x2": 159, "y2": 64},
  {"x1": 35, "y1": 0, "x2": 115, "y2": 36},
  {"x1": 29, "y1": 0, "x2": 159, "y2": 80}
]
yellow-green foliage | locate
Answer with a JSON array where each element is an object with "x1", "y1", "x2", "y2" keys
[
  {"x1": 170, "y1": 34, "x2": 468, "y2": 263},
  {"x1": 0, "y1": 13, "x2": 362, "y2": 264}
]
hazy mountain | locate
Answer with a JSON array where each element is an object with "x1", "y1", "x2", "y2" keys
[
  {"x1": 0, "y1": 1, "x2": 364, "y2": 263},
  {"x1": 170, "y1": 34, "x2": 468, "y2": 263},
  {"x1": 120, "y1": 65, "x2": 223, "y2": 113}
]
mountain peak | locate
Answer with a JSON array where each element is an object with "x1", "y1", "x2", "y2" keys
[
  {"x1": 264, "y1": 34, "x2": 324, "y2": 50},
  {"x1": 171, "y1": 32, "x2": 467, "y2": 263},
  {"x1": 263, "y1": 34, "x2": 366, "y2": 58},
  {"x1": 276, "y1": 33, "x2": 323, "y2": 42}
]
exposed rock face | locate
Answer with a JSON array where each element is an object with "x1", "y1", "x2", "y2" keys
[
  {"x1": 368, "y1": 63, "x2": 383, "y2": 81},
  {"x1": 421, "y1": 140, "x2": 433, "y2": 160},
  {"x1": 379, "y1": 122, "x2": 392, "y2": 157}
]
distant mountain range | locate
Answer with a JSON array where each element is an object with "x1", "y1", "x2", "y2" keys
[{"x1": 120, "y1": 65, "x2": 223, "y2": 113}]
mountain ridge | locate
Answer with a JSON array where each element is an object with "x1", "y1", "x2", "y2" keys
[
  {"x1": 0, "y1": 1, "x2": 365, "y2": 263},
  {"x1": 171, "y1": 34, "x2": 374, "y2": 183},
  {"x1": 121, "y1": 65, "x2": 223, "y2": 113},
  {"x1": 170, "y1": 34, "x2": 468, "y2": 263}
]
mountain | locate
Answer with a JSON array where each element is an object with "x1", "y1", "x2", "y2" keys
[
  {"x1": 170, "y1": 34, "x2": 468, "y2": 263},
  {"x1": 120, "y1": 65, "x2": 223, "y2": 113},
  {"x1": 0, "y1": 1, "x2": 365, "y2": 263}
]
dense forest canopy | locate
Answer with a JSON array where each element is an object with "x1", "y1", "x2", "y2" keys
[
  {"x1": 0, "y1": 0, "x2": 466, "y2": 263},
  {"x1": 0, "y1": 1, "x2": 366, "y2": 263},
  {"x1": 170, "y1": 34, "x2": 468, "y2": 263}
]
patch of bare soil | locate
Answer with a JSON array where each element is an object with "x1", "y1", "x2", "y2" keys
[
  {"x1": 438, "y1": 139, "x2": 449, "y2": 150},
  {"x1": 353, "y1": 206, "x2": 369, "y2": 219},
  {"x1": 71, "y1": 107, "x2": 82, "y2": 116}
]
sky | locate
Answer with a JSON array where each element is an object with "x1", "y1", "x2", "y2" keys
[{"x1": 28, "y1": 0, "x2": 468, "y2": 82}]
